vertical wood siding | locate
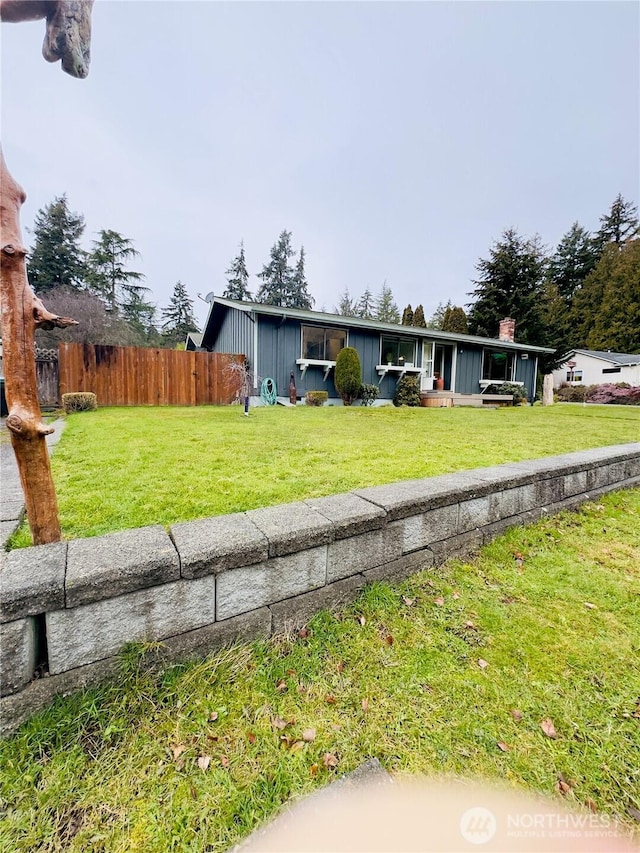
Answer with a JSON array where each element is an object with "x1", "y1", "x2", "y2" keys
[{"x1": 58, "y1": 344, "x2": 244, "y2": 406}]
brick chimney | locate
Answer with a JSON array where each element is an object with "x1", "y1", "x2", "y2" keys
[{"x1": 498, "y1": 317, "x2": 515, "y2": 343}]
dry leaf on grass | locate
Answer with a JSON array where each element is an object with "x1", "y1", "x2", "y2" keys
[
  {"x1": 434, "y1": 597, "x2": 445, "y2": 607},
  {"x1": 289, "y1": 740, "x2": 305, "y2": 754},
  {"x1": 322, "y1": 752, "x2": 339, "y2": 768},
  {"x1": 540, "y1": 718, "x2": 558, "y2": 739},
  {"x1": 310, "y1": 763, "x2": 319, "y2": 776},
  {"x1": 402, "y1": 596, "x2": 414, "y2": 607},
  {"x1": 477, "y1": 658, "x2": 489, "y2": 669},
  {"x1": 298, "y1": 627, "x2": 309, "y2": 639},
  {"x1": 276, "y1": 679, "x2": 287, "y2": 692},
  {"x1": 384, "y1": 635, "x2": 394, "y2": 646},
  {"x1": 362, "y1": 698, "x2": 369, "y2": 713},
  {"x1": 497, "y1": 741, "x2": 510, "y2": 752},
  {"x1": 170, "y1": 743, "x2": 186, "y2": 761},
  {"x1": 247, "y1": 732, "x2": 257, "y2": 744},
  {"x1": 220, "y1": 756, "x2": 230, "y2": 769},
  {"x1": 452, "y1": 591, "x2": 460, "y2": 600},
  {"x1": 302, "y1": 728, "x2": 316, "y2": 742},
  {"x1": 197, "y1": 755, "x2": 211, "y2": 771},
  {"x1": 585, "y1": 798, "x2": 598, "y2": 813},
  {"x1": 357, "y1": 615, "x2": 366, "y2": 627},
  {"x1": 511, "y1": 709, "x2": 524, "y2": 722},
  {"x1": 584, "y1": 602, "x2": 597, "y2": 610},
  {"x1": 208, "y1": 711, "x2": 219, "y2": 722},
  {"x1": 325, "y1": 694, "x2": 337, "y2": 705},
  {"x1": 272, "y1": 716, "x2": 289, "y2": 731}
]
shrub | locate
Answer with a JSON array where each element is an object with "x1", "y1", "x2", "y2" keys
[
  {"x1": 305, "y1": 391, "x2": 328, "y2": 407},
  {"x1": 486, "y1": 382, "x2": 528, "y2": 404},
  {"x1": 334, "y1": 347, "x2": 361, "y2": 406},
  {"x1": 358, "y1": 383, "x2": 380, "y2": 406},
  {"x1": 555, "y1": 383, "x2": 593, "y2": 403},
  {"x1": 393, "y1": 375, "x2": 420, "y2": 407},
  {"x1": 585, "y1": 384, "x2": 640, "y2": 405},
  {"x1": 62, "y1": 392, "x2": 97, "y2": 413}
]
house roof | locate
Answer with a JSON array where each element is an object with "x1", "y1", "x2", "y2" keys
[
  {"x1": 202, "y1": 296, "x2": 554, "y2": 353},
  {"x1": 185, "y1": 331, "x2": 203, "y2": 347},
  {"x1": 570, "y1": 349, "x2": 640, "y2": 366}
]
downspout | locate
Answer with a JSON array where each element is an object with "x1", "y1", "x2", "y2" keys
[
  {"x1": 253, "y1": 313, "x2": 259, "y2": 391},
  {"x1": 533, "y1": 355, "x2": 539, "y2": 403}
]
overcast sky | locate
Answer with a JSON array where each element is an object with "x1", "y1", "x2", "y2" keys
[{"x1": 2, "y1": 1, "x2": 638, "y2": 329}]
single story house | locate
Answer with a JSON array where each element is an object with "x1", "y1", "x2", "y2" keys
[
  {"x1": 553, "y1": 350, "x2": 640, "y2": 388},
  {"x1": 198, "y1": 297, "x2": 553, "y2": 404}
]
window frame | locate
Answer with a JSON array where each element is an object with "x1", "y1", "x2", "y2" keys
[
  {"x1": 482, "y1": 348, "x2": 516, "y2": 383},
  {"x1": 380, "y1": 335, "x2": 418, "y2": 367},
  {"x1": 300, "y1": 325, "x2": 348, "y2": 362}
]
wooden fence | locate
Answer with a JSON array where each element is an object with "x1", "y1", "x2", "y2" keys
[{"x1": 58, "y1": 344, "x2": 244, "y2": 407}]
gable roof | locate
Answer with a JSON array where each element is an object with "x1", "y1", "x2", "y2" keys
[
  {"x1": 202, "y1": 296, "x2": 554, "y2": 353},
  {"x1": 570, "y1": 349, "x2": 640, "y2": 366}
]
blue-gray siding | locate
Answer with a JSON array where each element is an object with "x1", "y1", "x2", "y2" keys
[
  {"x1": 455, "y1": 346, "x2": 482, "y2": 394},
  {"x1": 216, "y1": 310, "x2": 254, "y2": 367}
]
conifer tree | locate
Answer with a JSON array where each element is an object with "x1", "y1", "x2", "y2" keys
[
  {"x1": 355, "y1": 287, "x2": 375, "y2": 319},
  {"x1": 442, "y1": 305, "x2": 468, "y2": 334},
  {"x1": 336, "y1": 288, "x2": 356, "y2": 316},
  {"x1": 426, "y1": 300, "x2": 452, "y2": 329},
  {"x1": 547, "y1": 222, "x2": 600, "y2": 302},
  {"x1": 256, "y1": 230, "x2": 296, "y2": 307},
  {"x1": 466, "y1": 228, "x2": 547, "y2": 346},
  {"x1": 28, "y1": 195, "x2": 87, "y2": 293},
  {"x1": 596, "y1": 194, "x2": 639, "y2": 249},
  {"x1": 401, "y1": 304, "x2": 414, "y2": 325},
  {"x1": 223, "y1": 240, "x2": 251, "y2": 301},
  {"x1": 161, "y1": 281, "x2": 199, "y2": 347},
  {"x1": 289, "y1": 245, "x2": 314, "y2": 309},
  {"x1": 87, "y1": 229, "x2": 146, "y2": 312},
  {"x1": 412, "y1": 304, "x2": 426, "y2": 327},
  {"x1": 375, "y1": 282, "x2": 400, "y2": 323}
]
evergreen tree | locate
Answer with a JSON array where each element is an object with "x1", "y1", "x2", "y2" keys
[
  {"x1": 355, "y1": 287, "x2": 375, "y2": 319},
  {"x1": 256, "y1": 230, "x2": 295, "y2": 307},
  {"x1": 401, "y1": 304, "x2": 414, "y2": 325},
  {"x1": 289, "y1": 245, "x2": 314, "y2": 309},
  {"x1": 412, "y1": 304, "x2": 426, "y2": 327},
  {"x1": 547, "y1": 222, "x2": 600, "y2": 302},
  {"x1": 442, "y1": 305, "x2": 468, "y2": 334},
  {"x1": 121, "y1": 290, "x2": 160, "y2": 345},
  {"x1": 336, "y1": 287, "x2": 357, "y2": 316},
  {"x1": 426, "y1": 300, "x2": 452, "y2": 329},
  {"x1": 161, "y1": 281, "x2": 199, "y2": 347},
  {"x1": 87, "y1": 229, "x2": 147, "y2": 312},
  {"x1": 596, "y1": 194, "x2": 639, "y2": 249},
  {"x1": 223, "y1": 240, "x2": 251, "y2": 301},
  {"x1": 466, "y1": 228, "x2": 548, "y2": 347},
  {"x1": 572, "y1": 241, "x2": 640, "y2": 352},
  {"x1": 28, "y1": 195, "x2": 87, "y2": 293},
  {"x1": 375, "y1": 282, "x2": 400, "y2": 323}
]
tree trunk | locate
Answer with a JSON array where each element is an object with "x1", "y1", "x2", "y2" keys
[{"x1": 0, "y1": 150, "x2": 77, "y2": 544}]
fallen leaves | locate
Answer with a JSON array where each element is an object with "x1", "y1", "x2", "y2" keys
[
  {"x1": 247, "y1": 732, "x2": 257, "y2": 745},
  {"x1": 322, "y1": 752, "x2": 339, "y2": 768},
  {"x1": 208, "y1": 711, "x2": 219, "y2": 723},
  {"x1": 357, "y1": 615, "x2": 366, "y2": 627},
  {"x1": 540, "y1": 718, "x2": 558, "y2": 739},
  {"x1": 197, "y1": 755, "x2": 211, "y2": 772},
  {"x1": 272, "y1": 716, "x2": 290, "y2": 731},
  {"x1": 325, "y1": 694, "x2": 337, "y2": 705},
  {"x1": 220, "y1": 756, "x2": 230, "y2": 769},
  {"x1": 275, "y1": 679, "x2": 287, "y2": 692},
  {"x1": 511, "y1": 709, "x2": 524, "y2": 722},
  {"x1": 477, "y1": 658, "x2": 489, "y2": 670},
  {"x1": 170, "y1": 743, "x2": 186, "y2": 761},
  {"x1": 497, "y1": 741, "x2": 511, "y2": 752},
  {"x1": 434, "y1": 597, "x2": 445, "y2": 607},
  {"x1": 584, "y1": 602, "x2": 597, "y2": 610},
  {"x1": 402, "y1": 596, "x2": 414, "y2": 607},
  {"x1": 302, "y1": 728, "x2": 316, "y2": 742},
  {"x1": 361, "y1": 698, "x2": 369, "y2": 713}
]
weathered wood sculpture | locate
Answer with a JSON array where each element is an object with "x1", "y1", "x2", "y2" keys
[{"x1": 1, "y1": 0, "x2": 94, "y2": 544}]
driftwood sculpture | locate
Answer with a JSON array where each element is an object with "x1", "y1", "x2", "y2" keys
[{"x1": 1, "y1": 0, "x2": 93, "y2": 544}]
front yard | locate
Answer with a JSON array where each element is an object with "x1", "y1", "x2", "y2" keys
[
  {"x1": 1, "y1": 490, "x2": 638, "y2": 851},
  {"x1": 9, "y1": 402, "x2": 640, "y2": 546}
]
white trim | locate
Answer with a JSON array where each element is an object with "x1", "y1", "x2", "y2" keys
[
  {"x1": 451, "y1": 344, "x2": 458, "y2": 393},
  {"x1": 296, "y1": 358, "x2": 336, "y2": 381},
  {"x1": 253, "y1": 313, "x2": 259, "y2": 390},
  {"x1": 376, "y1": 364, "x2": 423, "y2": 379}
]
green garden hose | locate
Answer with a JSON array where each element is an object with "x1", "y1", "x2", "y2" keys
[{"x1": 260, "y1": 377, "x2": 277, "y2": 406}]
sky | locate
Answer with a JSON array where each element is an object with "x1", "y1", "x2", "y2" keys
[{"x1": 2, "y1": 1, "x2": 638, "y2": 330}]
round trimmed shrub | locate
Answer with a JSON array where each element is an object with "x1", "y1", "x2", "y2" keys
[
  {"x1": 62, "y1": 392, "x2": 97, "y2": 413},
  {"x1": 305, "y1": 391, "x2": 328, "y2": 406},
  {"x1": 335, "y1": 347, "x2": 361, "y2": 406}
]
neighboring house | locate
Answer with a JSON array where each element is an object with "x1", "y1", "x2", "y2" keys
[
  {"x1": 200, "y1": 297, "x2": 552, "y2": 404},
  {"x1": 553, "y1": 350, "x2": 640, "y2": 388},
  {"x1": 185, "y1": 331, "x2": 203, "y2": 351}
]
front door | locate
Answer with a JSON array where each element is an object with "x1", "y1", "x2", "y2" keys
[{"x1": 434, "y1": 344, "x2": 454, "y2": 390}]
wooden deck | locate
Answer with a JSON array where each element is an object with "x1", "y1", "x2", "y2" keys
[{"x1": 420, "y1": 392, "x2": 514, "y2": 408}]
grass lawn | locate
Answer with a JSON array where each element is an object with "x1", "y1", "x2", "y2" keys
[
  {"x1": 9, "y1": 402, "x2": 640, "y2": 546},
  {"x1": 1, "y1": 489, "x2": 638, "y2": 851}
]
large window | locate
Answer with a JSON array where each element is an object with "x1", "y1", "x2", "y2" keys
[
  {"x1": 301, "y1": 325, "x2": 347, "y2": 361},
  {"x1": 381, "y1": 336, "x2": 417, "y2": 366},
  {"x1": 482, "y1": 349, "x2": 515, "y2": 382}
]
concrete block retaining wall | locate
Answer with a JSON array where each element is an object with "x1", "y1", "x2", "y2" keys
[{"x1": 1, "y1": 443, "x2": 639, "y2": 736}]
